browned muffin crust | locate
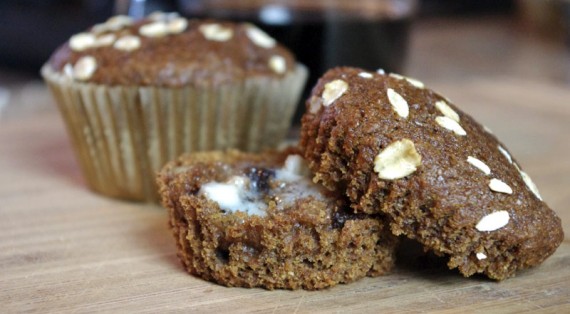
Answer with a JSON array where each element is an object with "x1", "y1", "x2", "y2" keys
[
  {"x1": 300, "y1": 67, "x2": 564, "y2": 280},
  {"x1": 48, "y1": 14, "x2": 296, "y2": 87},
  {"x1": 157, "y1": 149, "x2": 398, "y2": 290}
]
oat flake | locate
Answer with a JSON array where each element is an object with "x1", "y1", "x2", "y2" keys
[
  {"x1": 73, "y1": 56, "x2": 97, "y2": 81},
  {"x1": 467, "y1": 156, "x2": 491, "y2": 175},
  {"x1": 387, "y1": 88, "x2": 409, "y2": 118},
  {"x1": 322, "y1": 80, "x2": 348, "y2": 107},
  {"x1": 389, "y1": 73, "x2": 424, "y2": 88},
  {"x1": 94, "y1": 34, "x2": 116, "y2": 47},
  {"x1": 519, "y1": 170, "x2": 543, "y2": 200},
  {"x1": 489, "y1": 178, "x2": 513, "y2": 194},
  {"x1": 140, "y1": 22, "x2": 169, "y2": 38},
  {"x1": 498, "y1": 145, "x2": 512, "y2": 164},
  {"x1": 435, "y1": 116, "x2": 466, "y2": 136},
  {"x1": 199, "y1": 23, "x2": 233, "y2": 41},
  {"x1": 435, "y1": 100, "x2": 460, "y2": 122},
  {"x1": 268, "y1": 55, "x2": 286, "y2": 74},
  {"x1": 167, "y1": 17, "x2": 188, "y2": 34},
  {"x1": 69, "y1": 32, "x2": 96, "y2": 51},
  {"x1": 114, "y1": 35, "x2": 141, "y2": 51},
  {"x1": 374, "y1": 139, "x2": 422, "y2": 180},
  {"x1": 476, "y1": 210, "x2": 510, "y2": 232},
  {"x1": 246, "y1": 25, "x2": 276, "y2": 48}
]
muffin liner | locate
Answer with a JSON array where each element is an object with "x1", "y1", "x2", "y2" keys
[{"x1": 41, "y1": 64, "x2": 308, "y2": 202}]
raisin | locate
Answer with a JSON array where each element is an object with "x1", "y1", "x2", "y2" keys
[{"x1": 246, "y1": 167, "x2": 275, "y2": 193}]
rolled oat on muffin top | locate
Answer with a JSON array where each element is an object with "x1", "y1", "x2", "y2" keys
[
  {"x1": 300, "y1": 67, "x2": 563, "y2": 280},
  {"x1": 47, "y1": 13, "x2": 297, "y2": 87}
]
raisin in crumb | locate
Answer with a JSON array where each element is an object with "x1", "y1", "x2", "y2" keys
[{"x1": 247, "y1": 167, "x2": 275, "y2": 193}]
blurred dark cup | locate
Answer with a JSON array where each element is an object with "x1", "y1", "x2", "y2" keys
[{"x1": 178, "y1": 0, "x2": 418, "y2": 124}]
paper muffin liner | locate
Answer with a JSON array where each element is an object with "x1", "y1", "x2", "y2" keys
[{"x1": 41, "y1": 64, "x2": 308, "y2": 202}]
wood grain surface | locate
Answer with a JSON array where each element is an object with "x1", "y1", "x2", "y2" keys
[{"x1": 1, "y1": 76, "x2": 569, "y2": 313}]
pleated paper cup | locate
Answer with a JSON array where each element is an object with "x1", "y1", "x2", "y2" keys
[{"x1": 41, "y1": 64, "x2": 308, "y2": 202}]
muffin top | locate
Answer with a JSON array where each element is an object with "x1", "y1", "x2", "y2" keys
[
  {"x1": 47, "y1": 13, "x2": 297, "y2": 87},
  {"x1": 299, "y1": 67, "x2": 563, "y2": 280}
]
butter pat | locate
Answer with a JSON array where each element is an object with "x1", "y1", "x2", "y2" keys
[
  {"x1": 200, "y1": 176, "x2": 267, "y2": 216},
  {"x1": 200, "y1": 155, "x2": 321, "y2": 216}
]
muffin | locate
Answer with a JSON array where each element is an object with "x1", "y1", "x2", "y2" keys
[
  {"x1": 42, "y1": 13, "x2": 307, "y2": 202},
  {"x1": 299, "y1": 67, "x2": 564, "y2": 280},
  {"x1": 157, "y1": 149, "x2": 399, "y2": 290}
]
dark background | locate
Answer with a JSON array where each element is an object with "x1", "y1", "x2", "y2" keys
[{"x1": 0, "y1": 0, "x2": 520, "y2": 73}]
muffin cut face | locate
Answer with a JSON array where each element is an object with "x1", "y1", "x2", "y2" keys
[
  {"x1": 198, "y1": 155, "x2": 325, "y2": 216},
  {"x1": 48, "y1": 13, "x2": 297, "y2": 86},
  {"x1": 300, "y1": 67, "x2": 564, "y2": 280},
  {"x1": 157, "y1": 150, "x2": 399, "y2": 290}
]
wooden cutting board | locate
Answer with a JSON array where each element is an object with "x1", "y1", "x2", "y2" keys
[{"x1": 1, "y1": 77, "x2": 569, "y2": 313}]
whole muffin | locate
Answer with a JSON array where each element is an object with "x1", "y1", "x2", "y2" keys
[
  {"x1": 42, "y1": 13, "x2": 307, "y2": 202},
  {"x1": 300, "y1": 67, "x2": 563, "y2": 280},
  {"x1": 157, "y1": 149, "x2": 399, "y2": 290}
]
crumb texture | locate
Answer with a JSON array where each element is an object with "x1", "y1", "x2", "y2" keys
[{"x1": 157, "y1": 149, "x2": 398, "y2": 290}]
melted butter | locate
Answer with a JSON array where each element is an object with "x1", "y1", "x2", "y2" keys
[
  {"x1": 200, "y1": 176, "x2": 267, "y2": 216},
  {"x1": 199, "y1": 155, "x2": 324, "y2": 216}
]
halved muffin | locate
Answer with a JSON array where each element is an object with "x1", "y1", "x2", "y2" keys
[{"x1": 157, "y1": 149, "x2": 398, "y2": 290}]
